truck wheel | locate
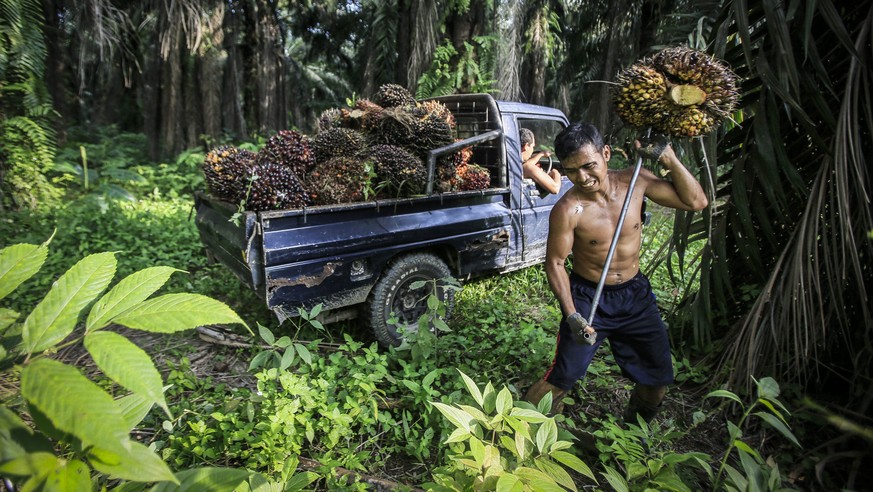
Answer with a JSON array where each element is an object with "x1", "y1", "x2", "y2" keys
[{"x1": 366, "y1": 253, "x2": 455, "y2": 347}]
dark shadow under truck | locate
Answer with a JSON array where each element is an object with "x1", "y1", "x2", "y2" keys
[{"x1": 193, "y1": 94, "x2": 573, "y2": 347}]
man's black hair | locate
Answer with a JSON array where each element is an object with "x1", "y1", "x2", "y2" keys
[
  {"x1": 554, "y1": 122, "x2": 605, "y2": 160},
  {"x1": 519, "y1": 128, "x2": 535, "y2": 147}
]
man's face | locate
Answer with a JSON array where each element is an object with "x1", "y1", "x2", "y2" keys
[
  {"x1": 521, "y1": 139, "x2": 535, "y2": 161},
  {"x1": 561, "y1": 144, "x2": 611, "y2": 193}
]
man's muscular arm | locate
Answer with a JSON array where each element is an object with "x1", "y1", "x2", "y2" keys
[
  {"x1": 545, "y1": 202, "x2": 576, "y2": 316},
  {"x1": 639, "y1": 143, "x2": 708, "y2": 211}
]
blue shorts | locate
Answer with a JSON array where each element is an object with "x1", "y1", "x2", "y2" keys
[{"x1": 544, "y1": 271, "x2": 674, "y2": 390}]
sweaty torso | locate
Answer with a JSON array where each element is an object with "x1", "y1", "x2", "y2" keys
[{"x1": 564, "y1": 170, "x2": 645, "y2": 285}]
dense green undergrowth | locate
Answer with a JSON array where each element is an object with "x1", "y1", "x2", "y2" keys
[{"x1": 0, "y1": 127, "x2": 827, "y2": 491}]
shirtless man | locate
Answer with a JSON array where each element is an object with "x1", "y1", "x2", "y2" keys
[{"x1": 525, "y1": 122, "x2": 708, "y2": 422}]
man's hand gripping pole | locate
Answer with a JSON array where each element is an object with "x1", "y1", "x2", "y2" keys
[{"x1": 568, "y1": 312, "x2": 597, "y2": 345}]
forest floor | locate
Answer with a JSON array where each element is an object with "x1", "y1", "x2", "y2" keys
[{"x1": 51, "y1": 324, "x2": 816, "y2": 491}]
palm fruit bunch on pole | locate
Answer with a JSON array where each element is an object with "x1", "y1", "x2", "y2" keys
[
  {"x1": 237, "y1": 160, "x2": 310, "y2": 211},
  {"x1": 257, "y1": 130, "x2": 316, "y2": 176},
  {"x1": 314, "y1": 127, "x2": 367, "y2": 163},
  {"x1": 367, "y1": 144, "x2": 427, "y2": 196},
  {"x1": 306, "y1": 156, "x2": 370, "y2": 205},
  {"x1": 202, "y1": 146, "x2": 256, "y2": 201},
  {"x1": 612, "y1": 46, "x2": 739, "y2": 137}
]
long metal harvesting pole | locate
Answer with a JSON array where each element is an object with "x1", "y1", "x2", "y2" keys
[{"x1": 587, "y1": 128, "x2": 651, "y2": 327}]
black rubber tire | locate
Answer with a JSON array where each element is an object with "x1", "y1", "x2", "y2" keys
[{"x1": 366, "y1": 253, "x2": 455, "y2": 347}]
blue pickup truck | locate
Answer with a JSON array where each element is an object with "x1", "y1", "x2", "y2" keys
[{"x1": 194, "y1": 94, "x2": 572, "y2": 346}]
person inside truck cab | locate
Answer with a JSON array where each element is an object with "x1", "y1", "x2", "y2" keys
[{"x1": 520, "y1": 128, "x2": 563, "y2": 195}]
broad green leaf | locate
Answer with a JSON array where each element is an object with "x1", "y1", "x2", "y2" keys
[
  {"x1": 483, "y1": 382, "x2": 497, "y2": 414},
  {"x1": 149, "y1": 467, "x2": 248, "y2": 492},
  {"x1": 86, "y1": 266, "x2": 179, "y2": 332},
  {"x1": 510, "y1": 408, "x2": 549, "y2": 423},
  {"x1": 495, "y1": 387, "x2": 513, "y2": 415},
  {"x1": 758, "y1": 398, "x2": 788, "y2": 421},
  {"x1": 600, "y1": 465, "x2": 630, "y2": 492},
  {"x1": 90, "y1": 441, "x2": 178, "y2": 483},
  {"x1": 295, "y1": 343, "x2": 312, "y2": 366},
  {"x1": 495, "y1": 473, "x2": 523, "y2": 492},
  {"x1": 0, "y1": 406, "x2": 54, "y2": 462},
  {"x1": 515, "y1": 429, "x2": 527, "y2": 461},
  {"x1": 0, "y1": 307, "x2": 19, "y2": 332},
  {"x1": 275, "y1": 336, "x2": 292, "y2": 348},
  {"x1": 444, "y1": 427, "x2": 471, "y2": 444},
  {"x1": 113, "y1": 293, "x2": 245, "y2": 333},
  {"x1": 458, "y1": 370, "x2": 484, "y2": 407},
  {"x1": 536, "y1": 392, "x2": 553, "y2": 416},
  {"x1": 650, "y1": 467, "x2": 693, "y2": 492},
  {"x1": 470, "y1": 437, "x2": 485, "y2": 466},
  {"x1": 284, "y1": 470, "x2": 320, "y2": 492},
  {"x1": 535, "y1": 419, "x2": 558, "y2": 455},
  {"x1": 248, "y1": 351, "x2": 272, "y2": 371},
  {"x1": 723, "y1": 463, "x2": 748, "y2": 490},
  {"x1": 21, "y1": 358, "x2": 130, "y2": 453},
  {"x1": 280, "y1": 346, "x2": 295, "y2": 370},
  {"x1": 22, "y1": 252, "x2": 117, "y2": 354},
  {"x1": 0, "y1": 451, "x2": 57, "y2": 477},
  {"x1": 727, "y1": 421, "x2": 742, "y2": 441},
  {"x1": 430, "y1": 402, "x2": 472, "y2": 432},
  {"x1": 43, "y1": 458, "x2": 91, "y2": 491},
  {"x1": 549, "y1": 441, "x2": 572, "y2": 453},
  {"x1": 534, "y1": 457, "x2": 576, "y2": 492},
  {"x1": 551, "y1": 450, "x2": 596, "y2": 481},
  {"x1": 755, "y1": 377, "x2": 780, "y2": 399},
  {"x1": 738, "y1": 448, "x2": 766, "y2": 492},
  {"x1": 512, "y1": 467, "x2": 564, "y2": 492},
  {"x1": 258, "y1": 323, "x2": 275, "y2": 345},
  {"x1": 0, "y1": 237, "x2": 50, "y2": 301},
  {"x1": 733, "y1": 439, "x2": 761, "y2": 459},
  {"x1": 309, "y1": 303, "x2": 323, "y2": 318},
  {"x1": 703, "y1": 389, "x2": 744, "y2": 406},
  {"x1": 116, "y1": 391, "x2": 158, "y2": 431},
  {"x1": 85, "y1": 331, "x2": 169, "y2": 417},
  {"x1": 458, "y1": 405, "x2": 490, "y2": 425},
  {"x1": 754, "y1": 412, "x2": 800, "y2": 447}
]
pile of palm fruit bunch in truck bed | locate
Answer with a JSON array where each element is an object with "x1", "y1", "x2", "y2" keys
[{"x1": 201, "y1": 84, "x2": 491, "y2": 211}]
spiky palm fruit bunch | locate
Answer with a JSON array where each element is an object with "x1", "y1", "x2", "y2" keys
[
  {"x1": 306, "y1": 156, "x2": 369, "y2": 205},
  {"x1": 365, "y1": 106, "x2": 417, "y2": 149},
  {"x1": 340, "y1": 99, "x2": 385, "y2": 131},
  {"x1": 415, "y1": 100, "x2": 456, "y2": 129},
  {"x1": 374, "y1": 83, "x2": 416, "y2": 109},
  {"x1": 409, "y1": 103, "x2": 455, "y2": 159},
  {"x1": 238, "y1": 160, "x2": 310, "y2": 211},
  {"x1": 202, "y1": 146, "x2": 256, "y2": 201},
  {"x1": 257, "y1": 130, "x2": 316, "y2": 176},
  {"x1": 314, "y1": 127, "x2": 367, "y2": 163},
  {"x1": 612, "y1": 46, "x2": 739, "y2": 137},
  {"x1": 367, "y1": 144, "x2": 427, "y2": 196},
  {"x1": 432, "y1": 144, "x2": 473, "y2": 192},
  {"x1": 457, "y1": 163, "x2": 490, "y2": 191},
  {"x1": 317, "y1": 108, "x2": 344, "y2": 132}
]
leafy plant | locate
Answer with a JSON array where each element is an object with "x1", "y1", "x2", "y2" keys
[
  {"x1": 593, "y1": 417, "x2": 711, "y2": 492},
  {"x1": 701, "y1": 377, "x2": 801, "y2": 491},
  {"x1": 248, "y1": 305, "x2": 323, "y2": 372},
  {"x1": 0, "y1": 236, "x2": 253, "y2": 490},
  {"x1": 425, "y1": 369, "x2": 597, "y2": 491}
]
